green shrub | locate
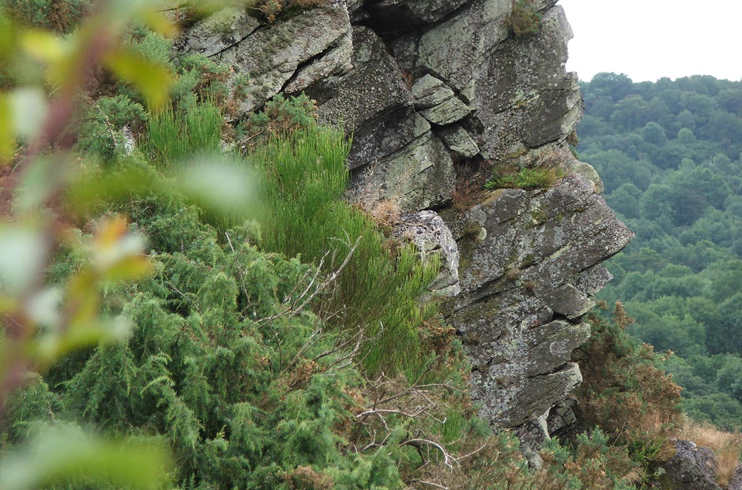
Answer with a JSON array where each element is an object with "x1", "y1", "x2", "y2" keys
[
  {"x1": 0, "y1": 0, "x2": 90, "y2": 32},
  {"x1": 506, "y1": 0, "x2": 542, "y2": 38},
  {"x1": 252, "y1": 126, "x2": 440, "y2": 377},
  {"x1": 2, "y1": 204, "x2": 405, "y2": 489},
  {"x1": 239, "y1": 93, "x2": 318, "y2": 150},
  {"x1": 485, "y1": 166, "x2": 563, "y2": 190},
  {"x1": 75, "y1": 95, "x2": 148, "y2": 161},
  {"x1": 574, "y1": 303, "x2": 682, "y2": 477}
]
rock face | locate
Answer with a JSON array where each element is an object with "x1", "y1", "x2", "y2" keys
[
  {"x1": 179, "y1": 0, "x2": 633, "y2": 442},
  {"x1": 658, "y1": 440, "x2": 723, "y2": 490}
]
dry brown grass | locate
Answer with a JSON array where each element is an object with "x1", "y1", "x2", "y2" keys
[
  {"x1": 366, "y1": 198, "x2": 402, "y2": 229},
  {"x1": 680, "y1": 418, "x2": 742, "y2": 487}
]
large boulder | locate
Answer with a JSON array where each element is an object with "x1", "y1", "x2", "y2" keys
[{"x1": 658, "y1": 440, "x2": 723, "y2": 490}]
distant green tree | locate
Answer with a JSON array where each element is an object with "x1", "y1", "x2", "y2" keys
[{"x1": 641, "y1": 121, "x2": 667, "y2": 146}]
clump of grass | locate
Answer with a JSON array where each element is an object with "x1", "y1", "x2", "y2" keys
[
  {"x1": 484, "y1": 166, "x2": 563, "y2": 190},
  {"x1": 246, "y1": 0, "x2": 329, "y2": 22},
  {"x1": 252, "y1": 126, "x2": 440, "y2": 377},
  {"x1": 145, "y1": 99, "x2": 222, "y2": 165},
  {"x1": 680, "y1": 419, "x2": 742, "y2": 487},
  {"x1": 506, "y1": 0, "x2": 542, "y2": 38}
]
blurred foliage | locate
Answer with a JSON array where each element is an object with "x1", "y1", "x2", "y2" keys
[
  {"x1": 579, "y1": 73, "x2": 742, "y2": 430},
  {"x1": 0, "y1": 0, "x2": 91, "y2": 33}
]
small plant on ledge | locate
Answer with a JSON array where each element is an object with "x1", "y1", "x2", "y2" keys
[
  {"x1": 484, "y1": 165, "x2": 563, "y2": 190},
  {"x1": 506, "y1": 0, "x2": 543, "y2": 38}
]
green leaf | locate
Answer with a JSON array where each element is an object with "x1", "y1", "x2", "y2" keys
[
  {"x1": 0, "y1": 94, "x2": 15, "y2": 161},
  {"x1": 0, "y1": 223, "x2": 47, "y2": 294},
  {"x1": 0, "y1": 424, "x2": 172, "y2": 490},
  {"x1": 105, "y1": 50, "x2": 172, "y2": 109},
  {"x1": 10, "y1": 87, "x2": 48, "y2": 141},
  {"x1": 178, "y1": 158, "x2": 260, "y2": 220}
]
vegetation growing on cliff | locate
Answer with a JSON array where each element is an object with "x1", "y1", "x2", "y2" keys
[
  {"x1": 485, "y1": 165, "x2": 563, "y2": 190},
  {"x1": 506, "y1": 0, "x2": 543, "y2": 38}
]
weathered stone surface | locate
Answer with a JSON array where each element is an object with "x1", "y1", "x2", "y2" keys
[
  {"x1": 354, "y1": 132, "x2": 456, "y2": 211},
  {"x1": 412, "y1": 74, "x2": 453, "y2": 109},
  {"x1": 541, "y1": 284, "x2": 594, "y2": 319},
  {"x1": 466, "y1": 6, "x2": 581, "y2": 160},
  {"x1": 658, "y1": 440, "x2": 722, "y2": 490},
  {"x1": 364, "y1": 0, "x2": 473, "y2": 32},
  {"x1": 450, "y1": 174, "x2": 632, "y2": 428},
  {"x1": 314, "y1": 26, "x2": 412, "y2": 132},
  {"x1": 439, "y1": 126, "x2": 480, "y2": 157},
  {"x1": 546, "y1": 398, "x2": 578, "y2": 436},
  {"x1": 182, "y1": 2, "x2": 351, "y2": 116},
  {"x1": 416, "y1": 0, "x2": 512, "y2": 91},
  {"x1": 178, "y1": 7, "x2": 261, "y2": 57},
  {"x1": 419, "y1": 96, "x2": 471, "y2": 125},
  {"x1": 393, "y1": 211, "x2": 460, "y2": 296},
  {"x1": 347, "y1": 109, "x2": 430, "y2": 171},
  {"x1": 284, "y1": 31, "x2": 353, "y2": 94},
  {"x1": 564, "y1": 159, "x2": 604, "y2": 194}
]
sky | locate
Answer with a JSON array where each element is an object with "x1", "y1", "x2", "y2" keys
[{"x1": 559, "y1": 0, "x2": 742, "y2": 83}]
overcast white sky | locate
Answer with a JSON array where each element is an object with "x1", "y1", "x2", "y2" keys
[{"x1": 559, "y1": 0, "x2": 742, "y2": 83}]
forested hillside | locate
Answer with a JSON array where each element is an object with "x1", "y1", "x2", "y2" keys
[{"x1": 579, "y1": 73, "x2": 742, "y2": 430}]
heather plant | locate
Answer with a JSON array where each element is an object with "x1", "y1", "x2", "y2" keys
[
  {"x1": 574, "y1": 303, "x2": 683, "y2": 479},
  {"x1": 0, "y1": 0, "x2": 91, "y2": 32},
  {"x1": 506, "y1": 0, "x2": 542, "y2": 38}
]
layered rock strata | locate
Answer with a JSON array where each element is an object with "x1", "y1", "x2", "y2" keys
[{"x1": 180, "y1": 0, "x2": 633, "y2": 444}]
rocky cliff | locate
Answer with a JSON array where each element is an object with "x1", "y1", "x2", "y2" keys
[{"x1": 180, "y1": 0, "x2": 633, "y2": 448}]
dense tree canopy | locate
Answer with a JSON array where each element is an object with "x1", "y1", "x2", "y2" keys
[{"x1": 580, "y1": 73, "x2": 742, "y2": 430}]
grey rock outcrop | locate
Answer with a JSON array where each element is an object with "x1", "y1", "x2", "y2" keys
[
  {"x1": 180, "y1": 1, "x2": 352, "y2": 116},
  {"x1": 393, "y1": 211, "x2": 460, "y2": 297},
  {"x1": 658, "y1": 440, "x2": 723, "y2": 490},
  {"x1": 179, "y1": 0, "x2": 633, "y2": 444}
]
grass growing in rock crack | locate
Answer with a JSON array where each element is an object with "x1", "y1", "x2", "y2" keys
[
  {"x1": 485, "y1": 166, "x2": 563, "y2": 190},
  {"x1": 252, "y1": 126, "x2": 440, "y2": 377}
]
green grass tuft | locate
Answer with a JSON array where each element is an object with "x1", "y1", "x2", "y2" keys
[
  {"x1": 252, "y1": 126, "x2": 440, "y2": 376},
  {"x1": 145, "y1": 99, "x2": 222, "y2": 165},
  {"x1": 485, "y1": 166, "x2": 563, "y2": 190}
]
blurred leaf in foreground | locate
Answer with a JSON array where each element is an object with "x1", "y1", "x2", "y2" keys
[{"x1": 0, "y1": 425, "x2": 172, "y2": 490}]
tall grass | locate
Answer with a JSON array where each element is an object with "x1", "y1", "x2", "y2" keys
[
  {"x1": 146, "y1": 100, "x2": 222, "y2": 165},
  {"x1": 252, "y1": 126, "x2": 439, "y2": 376}
]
